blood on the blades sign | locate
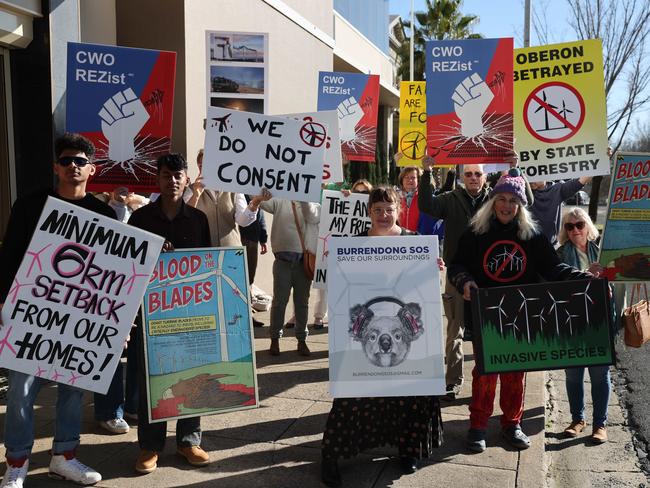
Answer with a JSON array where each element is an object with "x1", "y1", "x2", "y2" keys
[
  {"x1": 514, "y1": 39, "x2": 609, "y2": 180},
  {"x1": 425, "y1": 38, "x2": 514, "y2": 165},
  {"x1": 66, "y1": 42, "x2": 177, "y2": 192}
]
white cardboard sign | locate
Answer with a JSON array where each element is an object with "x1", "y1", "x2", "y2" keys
[
  {"x1": 313, "y1": 190, "x2": 371, "y2": 288},
  {"x1": 0, "y1": 197, "x2": 163, "y2": 393},
  {"x1": 282, "y1": 111, "x2": 343, "y2": 185},
  {"x1": 203, "y1": 107, "x2": 326, "y2": 202}
]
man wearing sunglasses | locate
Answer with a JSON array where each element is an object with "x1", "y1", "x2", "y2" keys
[{"x1": 0, "y1": 133, "x2": 115, "y2": 487}]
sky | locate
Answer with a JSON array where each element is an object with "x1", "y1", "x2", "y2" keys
[{"x1": 389, "y1": 0, "x2": 573, "y2": 48}]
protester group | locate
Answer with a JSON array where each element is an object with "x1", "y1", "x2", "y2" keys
[{"x1": 0, "y1": 33, "x2": 647, "y2": 488}]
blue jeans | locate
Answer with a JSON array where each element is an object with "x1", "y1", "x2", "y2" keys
[
  {"x1": 565, "y1": 366, "x2": 611, "y2": 428},
  {"x1": 94, "y1": 332, "x2": 139, "y2": 420},
  {"x1": 4, "y1": 370, "x2": 83, "y2": 459}
]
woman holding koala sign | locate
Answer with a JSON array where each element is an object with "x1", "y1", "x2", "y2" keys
[
  {"x1": 320, "y1": 187, "x2": 443, "y2": 488},
  {"x1": 447, "y1": 169, "x2": 591, "y2": 454}
]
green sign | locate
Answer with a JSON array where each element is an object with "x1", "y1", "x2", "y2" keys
[{"x1": 471, "y1": 279, "x2": 614, "y2": 374}]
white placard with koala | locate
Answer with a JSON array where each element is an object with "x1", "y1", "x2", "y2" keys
[{"x1": 327, "y1": 235, "x2": 446, "y2": 398}]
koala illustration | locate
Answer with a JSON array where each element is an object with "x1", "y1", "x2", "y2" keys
[{"x1": 349, "y1": 299, "x2": 424, "y2": 367}]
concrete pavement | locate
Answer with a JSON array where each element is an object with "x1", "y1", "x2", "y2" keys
[
  {"x1": 0, "y1": 334, "x2": 548, "y2": 488},
  {"x1": 545, "y1": 366, "x2": 647, "y2": 487}
]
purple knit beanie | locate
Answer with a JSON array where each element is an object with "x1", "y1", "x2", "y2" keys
[{"x1": 493, "y1": 168, "x2": 527, "y2": 205}]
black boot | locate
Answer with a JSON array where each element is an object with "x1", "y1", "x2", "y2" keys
[
  {"x1": 399, "y1": 456, "x2": 419, "y2": 474},
  {"x1": 321, "y1": 457, "x2": 342, "y2": 487}
]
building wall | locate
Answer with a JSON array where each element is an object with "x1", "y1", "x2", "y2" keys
[
  {"x1": 275, "y1": 0, "x2": 333, "y2": 36},
  {"x1": 116, "y1": 0, "x2": 186, "y2": 157},
  {"x1": 80, "y1": 0, "x2": 116, "y2": 45},
  {"x1": 183, "y1": 0, "x2": 333, "y2": 175},
  {"x1": 9, "y1": 3, "x2": 53, "y2": 200}
]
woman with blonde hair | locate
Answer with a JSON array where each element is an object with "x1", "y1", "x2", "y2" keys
[
  {"x1": 448, "y1": 169, "x2": 591, "y2": 453},
  {"x1": 557, "y1": 207, "x2": 611, "y2": 444}
]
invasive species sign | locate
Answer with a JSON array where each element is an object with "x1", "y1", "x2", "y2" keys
[
  {"x1": 471, "y1": 279, "x2": 614, "y2": 374},
  {"x1": 514, "y1": 39, "x2": 609, "y2": 180},
  {"x1": 0, "y1": 197, "x2": 163, "y2": 393},
  {"x1": 599, "y1": 152, "x2": 650, "y2": 281},
  {"x1": 281, "y1": 111, "x2": 343, "y2": 185},
  {"x1": 317, "y1": 71, "x2": 380, "y2": 162},
  {"x1": 142, "y1": 248, "x2": 258, "y2": 423},
  {"x1": 425, "y1": 38, "x2": 514, "y2": 165},
  {"x1": 202, "y1": 107, "x2": 326, "y2": 203},
  {"x1": 327, "y1": 235, "x2": 445, "y2": 397},
  {"x1": 66, "y1": 42, "x2": 177, "y2": 192},
  {"x1": 398, "y1": 81, "x2": 427, "y2": 165},
  {"x1": 313, "y1": 190, "x2": 371, "y2": 289}
]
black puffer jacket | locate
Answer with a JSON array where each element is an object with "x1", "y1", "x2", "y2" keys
[{"x1": 448, "y1": 217, "x2": 590, "y2": 294}]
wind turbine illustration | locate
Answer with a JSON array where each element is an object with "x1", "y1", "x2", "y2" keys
[
  {"x1": 531, "y1": 307, "x2": 547, "y2": 333},
  {"x1": 557, "y1": 100, "x2": 573, "y2": 127},
  {"x1": 149, "y1": 251, "x2": 248, "y2": 363},
  {"x1": 504, "y1": 318, "x2": 520, "y2": 340},
  {"x1": 535, "y1": 90, "x2": 558, "y2": 131},
  {"x1": 486, "y1": 294, "x2": 508, "y2": 335},
  {"x1": 517, "y1": 289, "x2": 539, "y2": 343},
  {"x1": 403, "y1": 132, "x2": 426, "y2": 159},
  {"x1": 564, "y1": 310, "x2": 580, "y2": 336},
  {"x1": 547, "y1": 291, "x2": 568, "y2": 335},
  {"x1": 572, "y1": 282, "x2": 594, "y2": 324}
]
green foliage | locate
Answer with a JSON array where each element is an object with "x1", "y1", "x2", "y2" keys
[{"x1": 397, "y1": 0, "x2": 482, "y2": 81}]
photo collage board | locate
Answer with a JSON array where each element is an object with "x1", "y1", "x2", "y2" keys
[{"x1": 206, "y1": 31, "x2": 268, "y2": 115}]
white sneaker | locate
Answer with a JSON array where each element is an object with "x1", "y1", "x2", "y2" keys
[
  {"x1": 98, "y1": 418, "x2": 130, "y2": 434},
  {"x1": 49, "y1": 453, "x2": 101, "y2": 485},
  {"x1": 1, "y1": 459, "x2": 28, "y2": 488}
]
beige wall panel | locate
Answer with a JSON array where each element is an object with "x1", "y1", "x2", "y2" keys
[
  {"x1": 184, "y1": 0, "x2": 333, "y2": 175},
  {"x1": 116, "y1": 0, "x2": 186, "y2": 158},
  {"x1": 279, "y1": 0, "x2": 333, "y2": 35},
  {"x1": 80, "y1": 0, "x2": 116, "y2": 45}
]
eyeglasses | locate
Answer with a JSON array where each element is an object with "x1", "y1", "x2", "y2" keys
[
  {"x1": 371, "y1": 207, "x2": 396, "y2": 216},
  {"x1": 464, "y1": 171, "x2": 483, "y2": 178},
  {"x1": 57, "y1": 156, "x2": 90, "y2": 167},
  {"x1": 564, "y1": 221, "x2": 586, "y2": 231}
]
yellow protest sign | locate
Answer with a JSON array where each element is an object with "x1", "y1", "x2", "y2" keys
[
  {"x1": 398, "y1": 81, "x2": 427, "y2": 166},
  {"x1": 514, "y1": 39, "x2": 609, "y2": 180}
]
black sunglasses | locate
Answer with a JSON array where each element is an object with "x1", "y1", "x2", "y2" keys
[
  {"x1": 464, "y1": 171, "x2": 483, "y2": 178},
  {"x1": 564, "y1": 221, "x2": 586, "y2": 231},
  {"x1": 57, "y1": 156, "x2": 90, "y2": 167}
]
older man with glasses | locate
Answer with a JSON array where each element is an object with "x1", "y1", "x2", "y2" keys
[{"x1": 418, "y1": 161, "x2": 491, "y2": 400}]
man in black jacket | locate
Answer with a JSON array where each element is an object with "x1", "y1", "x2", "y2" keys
[{"x1": 128, "y1": 153, "x2": 212, "y2": 475}]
